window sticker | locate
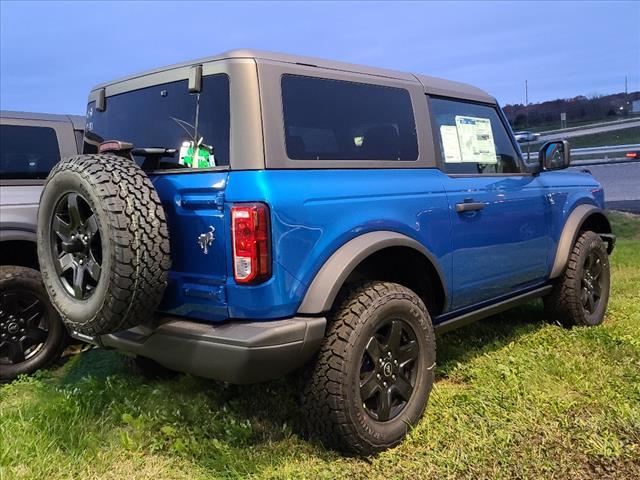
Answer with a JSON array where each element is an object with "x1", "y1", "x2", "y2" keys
[
  {"x1": 454, "y1": 115, "x2": 498, "y2": 164},
  {"x1": 440, "y1": 125, "x2": 462, "y2": 163}
]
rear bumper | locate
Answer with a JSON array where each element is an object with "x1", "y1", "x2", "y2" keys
[{"x1": 74, "y1": 316, "x2": 326, "y2": 384}]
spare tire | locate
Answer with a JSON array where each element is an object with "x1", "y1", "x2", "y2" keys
[{"x1": 37, "y1": 154, "x2": 171, "y2": 336}]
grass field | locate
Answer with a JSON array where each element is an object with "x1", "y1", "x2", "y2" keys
[
  {"x1": 525, "y1": 126, "x2": 640, "y2": 153},
  {"x1": 567, "y1": 127, "x2": 640, "y2": 149},
  {"x1": 1, "y1": 213, "x2": 639, "y2": 479},
  {"x1": 525, "y1": 117, "x2": 639, "y2": 134}
]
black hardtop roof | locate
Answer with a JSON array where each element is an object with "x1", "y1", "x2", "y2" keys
[{"x1": 1, "y1": 110, "x2": 85, "y2": 129}]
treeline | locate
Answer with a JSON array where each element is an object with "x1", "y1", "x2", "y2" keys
[{"x1": 503, "y1": 91, "x2": 640, "y2": 130}]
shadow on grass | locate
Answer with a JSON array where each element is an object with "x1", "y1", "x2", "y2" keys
[
  {"x1": 44, "y1": 347, "x2": 337, "y2": 475},
  {"x1": 11, "y1": 300, "x2": 548, "y2": 476},
  {"x1": 435, "y1": 299, "x2": 548, "y2": 378}
]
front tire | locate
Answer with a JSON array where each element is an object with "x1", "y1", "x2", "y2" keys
[
  {"x1": 544, "y1": 231, "x2": 610, "y2": 327},
  {"x1": 301, "y1": 281, "x2": 436, "y2": 455},
  {"x1": 0, "y1": 266, "x2": 67, "y2": 382}
]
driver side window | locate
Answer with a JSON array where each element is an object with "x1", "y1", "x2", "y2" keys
[{"x1": 430, "y1": 97, "x2": 522, "y2": 175}]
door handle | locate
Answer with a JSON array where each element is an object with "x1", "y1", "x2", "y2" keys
[{"x1": 455, "y1": 201, "x2": 485, "y2": 213}]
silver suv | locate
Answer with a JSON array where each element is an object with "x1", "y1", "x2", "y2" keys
[{"x1": 0, "y1": 110, "x2": 84, "y2": 381}]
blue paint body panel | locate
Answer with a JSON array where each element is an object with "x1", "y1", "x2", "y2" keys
[{"x1": 148, "y1": 166, "x2": 603, "y2": 324}]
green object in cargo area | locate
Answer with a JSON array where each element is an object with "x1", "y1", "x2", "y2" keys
[{"x1": 179, "y1": 141, "x2": 214, "y2": 168}]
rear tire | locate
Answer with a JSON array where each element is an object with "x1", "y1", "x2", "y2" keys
[
  {"x1": 301, "y1": 281, "x2": 436, "y2": 455},
  {"x1": 544, "y1": 231, "x2": 610, "y2": 327},
  {"x1": 0, "y1": 266, "x2": 67, "y2": 382},
  {"x1": 37, "y1": 154, "x2": 171, "y2": 336}
]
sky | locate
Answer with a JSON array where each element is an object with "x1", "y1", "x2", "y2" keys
[{"x1": 1, "y1": 0, "x2": 639, "y2": 115}]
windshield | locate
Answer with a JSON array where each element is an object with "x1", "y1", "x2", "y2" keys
[{"x1": 84, "y1": 74, "x2": 230, "y2": 168}]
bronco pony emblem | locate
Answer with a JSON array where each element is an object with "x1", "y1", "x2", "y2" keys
[{"x1": 197, "y1": 226, "x2": 215, "y2": 254}]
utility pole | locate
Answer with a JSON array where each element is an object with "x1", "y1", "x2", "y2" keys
[
  {"x1": 625, "y1": 75, "x2": 629, "y2": 115},
  {"x1": 525, "y1": 80, "x2": 530, "y2": 162},
  {"x1": 525, "y1": 79, "x2": 529, "y2": 129}
]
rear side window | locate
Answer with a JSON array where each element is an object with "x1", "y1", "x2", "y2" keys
[
  {"x1": 430, "y1": 97, "x2": 521, "y2": 174},
  {"x1": 282, "y1": 75, "x2": 418, "y2": 161},
  {"x1": 0, "y1": 125, "x2": 60, "y2": 179}
]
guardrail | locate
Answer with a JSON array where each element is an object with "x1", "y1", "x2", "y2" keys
[{"x1": 522, "y1": 144, "x2": 639, "y2": 163}]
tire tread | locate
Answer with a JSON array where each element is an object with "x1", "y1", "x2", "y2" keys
[
  {"x1": 301, "y1": 281, "x2": 434, "y2": 455},
  {"x1": 39, "y1": 154, "x2": 171, "y2": 336}
]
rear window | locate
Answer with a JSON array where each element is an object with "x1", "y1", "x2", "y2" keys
[
  {"x1": 84, "y1": 74, "x2": 230, "y2": 168},
  {"x1": 281, "y1": 75, "x2": 418, "y2": 161},
  {"x1": 0, "y1": 125, "x2": 60, "y2": 179}
]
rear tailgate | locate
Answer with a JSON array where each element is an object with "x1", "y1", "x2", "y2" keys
[{"x1": 150, "y1": 171, "x2": 230, "y2": 321}]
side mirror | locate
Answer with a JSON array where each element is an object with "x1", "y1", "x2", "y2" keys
[{"x1": 539, "y1": 140, "x2": 570, "y2": 171}]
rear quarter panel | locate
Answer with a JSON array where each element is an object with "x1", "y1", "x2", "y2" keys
[{"x1": 224, "y1": 168, "x2": 452, "y2": 319}]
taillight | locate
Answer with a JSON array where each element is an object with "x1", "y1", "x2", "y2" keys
[
  {"x1": 231, "y1": 203, "x2": 271, "y2": 284},
  {"x1": 626, "y1": 152, "x2": 637, "y2": 159}
]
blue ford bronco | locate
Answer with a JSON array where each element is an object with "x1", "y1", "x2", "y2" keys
[{"x1": 36, "y1": 50, "x2": 615, "y2": 455}]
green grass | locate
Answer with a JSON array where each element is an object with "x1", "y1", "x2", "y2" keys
[
  {"x1": 2, "y1": 213, "x2": 639, "y2": 479},
  {"x1": 529, "y1": 117, "x2": 637, "y2": 133},
  {"x1": 566, "y1": 127, "x2": 640, "y2": 149},
  {"x1": 526, "y1": 126, "x2": 640, "y2": 152}
]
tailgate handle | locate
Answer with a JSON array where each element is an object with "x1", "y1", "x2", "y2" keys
[{"x1": 180, "y1": 193, "x2": 224, "y2": 210}]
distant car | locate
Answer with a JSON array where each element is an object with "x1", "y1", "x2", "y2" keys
[
  {"x1": 514, "y1": 131, "x2": 540, "y2": 143},
  {"x1": 0, "y1": 110, "x2": 84, "y2": 382}
]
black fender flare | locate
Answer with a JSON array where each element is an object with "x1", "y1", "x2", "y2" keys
[
  {"x1": 297, "y1": 231, "x2": 447, "y2": 314},
  {"x1": 549, "y1": 204, "x2": 612, "y2": 279}
]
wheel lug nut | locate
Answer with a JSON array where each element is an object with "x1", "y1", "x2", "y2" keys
[
  {"x1": 387, "y1": 352, "x2": 392, "y2": 357},
  {"x1": 392, "y1": 375, "x2": 396, "y2": 380},
  {"x1": 79, "y1": 259, "x2": 84, "y2": 265},
  {"x1": 394, "y1": 360, "x2": 398, "y2": 365},
  {"x1": 383, "y1": 381, "x2": 387, "y2": 387}
]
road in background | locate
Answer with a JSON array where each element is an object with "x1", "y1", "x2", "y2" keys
[{"x1": 568, "y1": 161, "x2": 640, "y2": 213}]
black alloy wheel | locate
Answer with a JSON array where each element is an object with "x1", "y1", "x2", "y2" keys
[
  {"x1": 0, "y1": 290, "x2": 49, "y2": 365},
  {"x1": 359, "y1": 318, "x2": 419, "y2": 422},
  {"x1": 543, "y1": 230, "x2": 610, "y2": 327},
  {"x1": 301, "y1": 281, "x2": 436, "y2": 455},
  {"x1": 0, "y1": 266, "x2": 67, "y2": 382},
  {"x1": 51, "y1": 192, "x2": 103, "y2": 300},
  {"x1": 581, "y1": 250, "x2": 604, "y2": 315}
]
